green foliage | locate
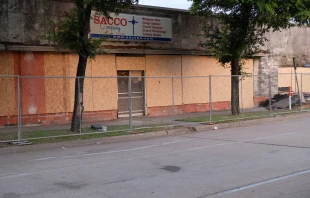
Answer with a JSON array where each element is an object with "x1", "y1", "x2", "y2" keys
[
  {"x1": 42, "y1": 0, "x2": 138, "y2": 58},
  {"x1": 190, "y1": 0, "x2": 310, "y2": 68},
  {"x1": 190, "y1": 0, "x2": 310, "y2": 115}
]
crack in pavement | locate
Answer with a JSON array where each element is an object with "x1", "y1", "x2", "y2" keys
[
  {"x1": 185, "y1": 136, "x2": 310, "y2": 150},
  {"x1": 196, "y1": 168, "x2": 310, "y2": 197},
  {"x1": 244, "y1": 142, "x2": 310, "y2": 149}
]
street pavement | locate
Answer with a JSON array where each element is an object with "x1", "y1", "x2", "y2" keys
[{"x1": 1, "y1": 116, "x2": 310, "y2": 198}]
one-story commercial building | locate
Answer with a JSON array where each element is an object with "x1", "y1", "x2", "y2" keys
[{"x1": 0, "y1": 0, "x2": 309, "y2": 126}]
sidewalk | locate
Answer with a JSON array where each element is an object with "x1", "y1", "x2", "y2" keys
[
  {"x1": 0, "y1": 108, "x2": 268, "y2": 134},
  {"x1": 1, "y1": 111, "x2": 309, "y2": 154}
]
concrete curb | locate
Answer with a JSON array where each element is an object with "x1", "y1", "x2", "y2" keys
[
  {"x1": 194, "y1": 112, "x2": 310, "y2": 132},
  {"x1": 1, "y1": 112, "x2": 309, "y2": 155},
  {"x1": 0, "y1": 127, "x2": 195, "y2": 155}
]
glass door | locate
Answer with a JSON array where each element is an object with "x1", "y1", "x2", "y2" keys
[{"x1": 117, "y1": 71, "x2": 144, "y2": 117}]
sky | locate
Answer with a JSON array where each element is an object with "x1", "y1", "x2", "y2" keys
[{"x1": 138, "y1": 0, "x2": 192, "y2": 10}]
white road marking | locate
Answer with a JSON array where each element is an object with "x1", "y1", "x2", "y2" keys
[
  {"x1": 242, "y1": 131, "x2": 301, "y2": 142},
  {"x1": 32, "y1": 139, "x2": 193, "y2": 161},
  {"x1": 0, "y1": 158, "x2": 132, "y2": 179},
  {"x1": 170, "y1": 130, "x2": 307, "y2": 154},
  {"x1": 174, "y1": 142, "x2": 238, "y2": 153},
  {"x1": 160, "y1": 139, "x2": 192, "y2": 145},
  {"x1": 1, "y1": 129, "x2": 307, "y2": 179},
  {"x1": 33, "y1": 145, "x2": 160, "y2": 161},
  {"x1": 216, "y1": 168, "x2": 310, "y2": 196},
  {"x1": 32, "y1": 129, "x2": 307, "y2": 161}
]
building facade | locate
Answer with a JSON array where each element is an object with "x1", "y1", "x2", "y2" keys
[{"x1": 0, "y1": 0, "x2": 309, "y2": 126}]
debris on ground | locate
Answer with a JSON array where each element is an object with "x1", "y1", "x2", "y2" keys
[{"x1": 91, "y1": 124, "x2": 107, "y2": 131}]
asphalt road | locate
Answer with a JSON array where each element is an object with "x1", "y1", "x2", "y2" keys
[{"x1": 1, "y1": 116, "x2": 310, "y2": 198}]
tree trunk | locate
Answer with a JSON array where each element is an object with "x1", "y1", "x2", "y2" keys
[
  {"x1": 71, "y1": 55, "x2": 88, "y2": 132},
  {"x1": 70, "y1": 3, "x2": 92, "y2": 132},
  {"x1": 231, "y1": 57, "x2": 240, "y2": 115}
]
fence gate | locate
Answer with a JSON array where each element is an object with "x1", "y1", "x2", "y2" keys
[{"x1": 117, "y1": 71, "x2": 145, "y2": 117}]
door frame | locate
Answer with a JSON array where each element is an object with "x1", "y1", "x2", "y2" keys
[{"x1": 117, "y1": 70, "x2": 145, "y2": 118}]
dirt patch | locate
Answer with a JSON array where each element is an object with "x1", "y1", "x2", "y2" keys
[{"x1": 0, "y1": 142, "x2": 12, "y2": 148}]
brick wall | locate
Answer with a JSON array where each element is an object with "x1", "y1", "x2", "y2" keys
[{"x1": 147, "y1": 102, "x2": 230, "y2": 117}]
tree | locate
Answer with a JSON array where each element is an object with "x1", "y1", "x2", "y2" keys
[
  {"x1": 43, "y1": 0, "x2": 138, "y2": 132},
  {"x1": 190, "y1": 0, "x2": 310, "y2": 115}
]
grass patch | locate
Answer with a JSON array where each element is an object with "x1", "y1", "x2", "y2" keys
[
  {"x1": 30, "y1": 125, "x2": 171, "y2": 144},
  {"x1": 1, "y1": 108, "x2": 306, "y2": 144},
  {"x1": 177, "y1": 109, "x2": 303, "y2": 123},
  {"x1": 30, "y1": 131, "x2": 132, "y2": 144},
  {"x1": 0, "y1": 124, "x2": 172, "y2": 144},
  {"x1": 0, "y1": 132, "x2": 18, "y2": 141}
]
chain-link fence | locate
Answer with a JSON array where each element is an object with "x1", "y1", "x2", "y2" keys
[
  {"x1": 1, "y1": 73, "x2": 310, "y2": 143},
  {"x1": 300, "y1": 73, "x2": 310, "y2": 111},
  {"x1": 273, "y1": 73, "x2": 302, "y2": 114},
  {"x1": 0, "y1": 76, "x2": 20, "y2": 143}
]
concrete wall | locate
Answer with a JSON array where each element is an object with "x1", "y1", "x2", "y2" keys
[
  {"x1": 0, "y1": 0, "x2": 202, "y2": 51},
  {"x1": 255, "y1": 26, "x2": 310, "y2": 97},
  {"x1": 0, "y1": 0, "x2": 74, "y2": 45},
  {"x1": 264, "y1": 27, "x2": 310, "y2": 66}
]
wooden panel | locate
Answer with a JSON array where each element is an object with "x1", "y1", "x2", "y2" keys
[
  {"x1": 182, "y1": 56, "x2": 254, "y2": 108},
  {"x1": 0, "y1": 52, "x2": 16, "y2": 116},
  {"x1": 84, "y1": 55, "x2": 117, "y2": 111},
  {"x1": 44, "y1": 53, "x2": 70, "y2": 113},
  {"x1": 19, "y1": 52, "x2": 46, "y2": 115},
  {"x1": 146, "y1": 55, "x2": 182, "y2": 107},
  {"x1": 116, "y1": 56, "x2": 145, "y2": 71}
]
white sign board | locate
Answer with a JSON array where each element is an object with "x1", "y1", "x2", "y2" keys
[{"x1": 90, "y1": 11, "x2": 172, "y2": 42}]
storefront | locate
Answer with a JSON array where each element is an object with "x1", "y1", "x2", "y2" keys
[{"x1": 0, "y1": 3, "x2": 254, "y2": 126}]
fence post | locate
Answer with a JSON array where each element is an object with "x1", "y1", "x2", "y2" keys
[
  {"x1": 209, "y1": 75, "x2": 212, "y2": 123},
  {"x1": 78, "y1": 77, "x2": 82, "y2": 134},
  {"x1": 17, "y1": 76, "x2": 22, "y2": 142},
  {"x1": 172, "y1": 77, "x2": 175, "y2": 124},
  {"x1": 240, "y1": 75, "x2": 244, "y2": 118},
  {"x1": 128, "y1": 75, "x2": 133, "y2": 131},
  {"x1": 268, "y1": 75, "x2": 272, "y2": 116},
  {"x1": 300, "y1": 73, "x2": 303, "y2": 111}
]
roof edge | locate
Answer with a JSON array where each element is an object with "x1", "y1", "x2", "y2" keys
[{"x1": 132, "y1": 4, "x2": 190, "y2": 13}]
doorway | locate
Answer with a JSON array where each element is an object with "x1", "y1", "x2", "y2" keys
[{"x1": 117, "y1": 71, "x2": 145, "y2": 117}]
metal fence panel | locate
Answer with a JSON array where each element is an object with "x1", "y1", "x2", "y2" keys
[
  {"x1": 82, "y1": 76, "x2": 130, "y2": 135},
  {"x1": 210, "y1": 75, "x2": 233, "y2": 122},
  {"x1": 19, "y1": 77, "x2": 76, "y2": 142},
  {"x1": 301, "y1": 73, "x2": 310, "y2": 112},
  {"x1": 1, "y1": 73, "x2": 309, "y2": 143},
  {"x1": 270, "y1": 73, "x2": 301, "y2": 116},
  {"x1": 143, "y1": 77, "x2": 175, "y2": 127},
  {"x1": 0, "y1": 76, "x2": 19, "y2": 142},
  {"x1": 247, "y1": 74, "x2": 271, "y2": 119},
  {"x1": 174, "y1": 76, "x2": 210, "y2": 125}
]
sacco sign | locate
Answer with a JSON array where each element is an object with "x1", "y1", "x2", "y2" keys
[
  {"x1": 90, "y1": 11, "x2": 172, "y2": 42},
  {"x1": 93, "y1": 16, "x2": 128, "y2": 26}
]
